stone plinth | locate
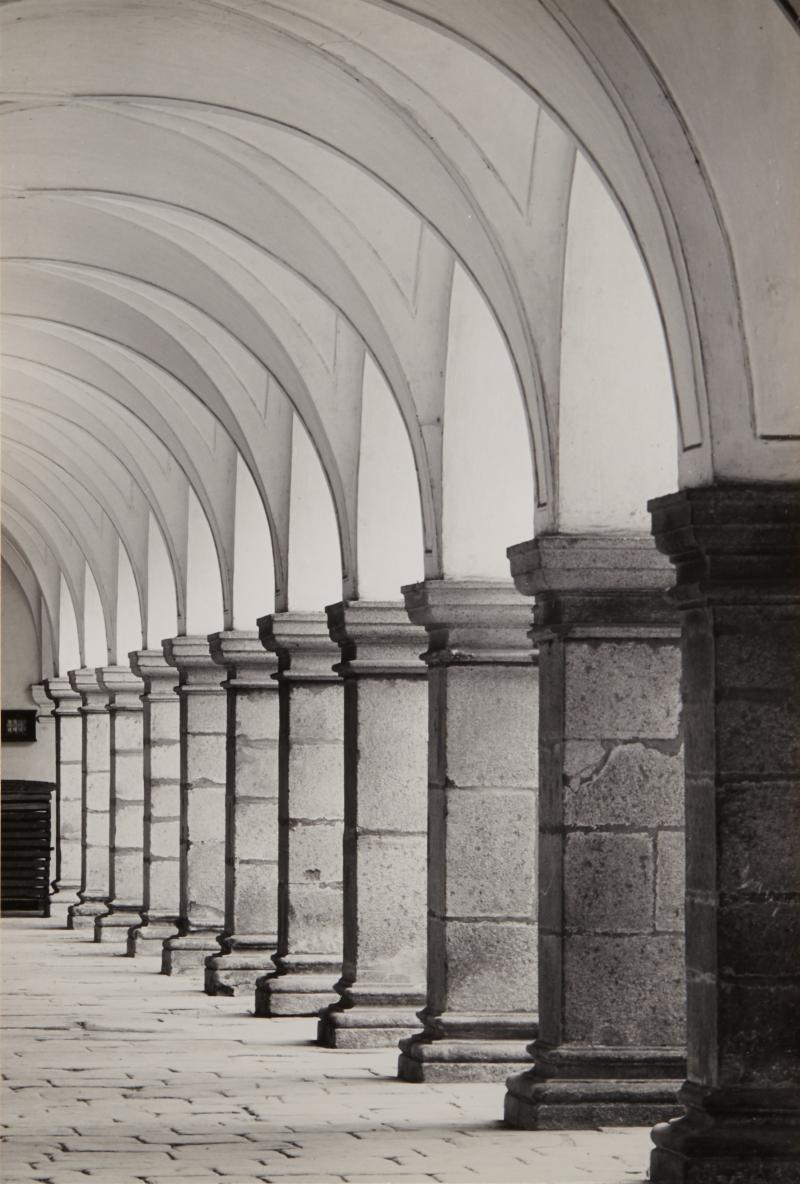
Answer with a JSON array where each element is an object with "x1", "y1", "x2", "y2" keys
[
  {"x1": 93, "y1": 667, "x2": 145, "y2": 943},
  {"x1": 254, "y1": 613, "x2": 344, "y2": 1017},
  {"x1": 127, "y1": 651, "x2": 181, "y2": 955},
  {"x1": 204, "y1": 631, "x2": 279, "y2": 996},
  {"x1": 161, "y1": 637, "x2": 226, "y2": 976},
  {"x1": 45, "y1": 678, "x2": 82, "y2": 907},
  {"x1": 648, "y1": 486, "x2": 800, "y2": 1183},
  {"x1": 504, "y1": 534, "x2": 685, "y2": 1130},
  {"x1": 317, "y1": 602, "x2": 428, "y2": 1049},
  {"x1": 397, "y1": 581, "x2": 539, "y2": 1082},
  {"x1": 31, "y1": 684, "x2": 58, "y2": 894},
  {"x1": 66, "y1": 669, "x2": 111, "y2": 931}
]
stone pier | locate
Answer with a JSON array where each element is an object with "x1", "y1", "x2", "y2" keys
[
  {"x1": 648, "y1": 487, "x2": 800, "y2": 1183},
  {"x1": 94, "y1": 666, "x2": 145, "y2": 943},
  {"x1": 66, "y1": 669, "x2": 111, "y2": 931},
  {"x1": 504, "y1": 534, "x2": 685, "y2": 1130},
  {"x1": 398, "y1": 581, "x2": 539, "y2": 1082},
  {"x1": 31, "y1": 684, "x2": 58, "y2": 893},
  {"x1": 205, "y1": 631, "x2": 280, "y2": 996},
  {"x1": 45, "y1": 678, "x2": 82, "y2": 906},
  {"x1": 255, "y1": 613, "x2": 344, "y2": 1017},
  {"x1": 318, "y1": 602, "x2": 428, "y2": 1048},
  {"x1": 161, "y1": 637, "x2": 227, "y2": 976},
  {"x1": 127, "y1": 651, "x2": 181, "y2": 956}
]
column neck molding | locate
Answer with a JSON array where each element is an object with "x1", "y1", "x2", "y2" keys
[
  {"x1": 508, "y1": 533, "x2": 677, "y2": 636},
  {"x1": 96, "y1": 665, "x2": 144, "y2": 712},
  {"x1": 129, "y1": 649, "x2": 178, "y2": 702},
  {"x1": 208, "y1": 630, "x2": 279, "y2": 691},
  {"x1": 326, "y1": 601, "x2": 427, "y2": 678},
  {"x1": 30, "y1": 682, "x2": 54, "y2": 717},
  {"x1": 68, "y1": 668, "x2": 109, "y2": 713},
  {"x1": 649, "y1": 484, "x2": 800, "y2": 606},
  {"x1": 163, "y1": 635, "x2": 225, "y2": 695},
  {"x1": 401, "y1": 579, "x2": 534, "y2": 666},
  {"x1": 44, "y1": 677, "x2": 81, "y2": 716},
  {"x1": 258, "y1": 611, "x2": 340, "y2": 682}
]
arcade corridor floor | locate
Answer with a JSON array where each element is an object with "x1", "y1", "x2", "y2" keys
[{"x1": 1, "y1": 907, "x2": 650, "y2": 1183}]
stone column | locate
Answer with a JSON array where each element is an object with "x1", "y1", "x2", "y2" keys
[
  {"x1": 318, "y1": 602, "x2": 428, "y2": 1048},
  {"x1": 648, "y1": 486, "x2": 800, "y2": 1183},
  {"x1": 66, "y1": 668, "x2": 111, "y2": 930},
  {"x1": 31, "y1": 683, "x2": 58, "y2": 891},
  {"x1": 160, "y1": 636, "x2": 227, "y2": 975},
  {"x1": 504, "y1": 534, "x2": 685, "y2": 1130},
  {"x1": 255, "y1": 613, "x2": 344, "y2": 1017},
  {"x1": 204, "y1": 631, "x2": 280, "y2": 995},
  {"x1": 93, "y1": 666, "x2": 145, "y2": 942},
  {"x1": 45, "y1": 678, "x2": 82, "y2": 906},
  {"x1": 127, "y1": 651, "x2": 181, "y2": 956},
  {"x1": 398, "y1": 581, "x2": 539, "y2": 1082}
]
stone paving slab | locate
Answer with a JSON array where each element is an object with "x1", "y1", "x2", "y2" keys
[{"x1": 1, "y1": 909, "x2": 651, "y2": 1182}]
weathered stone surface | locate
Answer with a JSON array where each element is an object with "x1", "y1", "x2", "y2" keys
[
  {"x1": 564, "y1": 833, "x2": 654, "y2": 933},
  {"x1": 564, "y1": 742, "x2": 683, "y2": 828},
  {"x1": 564, "y1": 641, "x2": 681, "y2": 739},
  {"x1": 438, "y1": 789, "x2": 536, "y2": 918},
  {"x1": 656, "y1": 831, "x2": 685, "y2": 932}
]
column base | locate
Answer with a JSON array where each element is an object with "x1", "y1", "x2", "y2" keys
[
  {"x1": 67, "y1": 899, "x2": 107, "y2": 930},
  {"x1": 398, "y1": 1013, "x2": 537, "y2": 1082},
  {"x1": 127, "y1": 919, "x2": 180, "y2": 957},
  {"x1": 504, "y1": 1044, "x2": 685, "y2": 1129},
  {"x1": 205, "y1": 936, "x2": 277, "y2": 996},
  {"x1": 161, "y1": 930, "x2": 220, "y2": 975},
  {"x1": 49, "y1": 882, "x2": 80, "y2": 909},
  {"x1": 94, "y1": 907, "x2": 143, "y2": 943},
  {"x1": 318, "y1": 982, "x2": 425, "y2": 1049},
  {"x1": 255, "y1": 953, "x2": 340, "y2": 1017},
  {"x1": 650, "y1": 1083, "x2": 800, "y2": 1184}
]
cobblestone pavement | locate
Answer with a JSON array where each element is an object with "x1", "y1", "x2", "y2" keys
[{"x1": 1, "y1": 908, "x2": 651, "y2": 1183}]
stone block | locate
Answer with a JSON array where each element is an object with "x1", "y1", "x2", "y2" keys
[
  {"x1": 564, "y1": 833, "x2": 654, "y2": 933},
  {"x1": 184, "y1": 693, "x2": 226, "y2": 734},
  {"x1": 429, "y1": 918, "x2": 537, "y2": 1013},
  {"x1": 113, "y1": 800, "x2": 145, "y2": 849},
  {"x1": 564, "y1": 934, "x2": 685, "y2": 1046},
  {"x1": 351, "y1": 833, "x2": 426, "y2": 984},
  {"x1": 147, "y1": 703, "x2": 179, "y2": 743},
  {"x1": 150, "y1": 817, "x2": 180, "y2": 858},
  {"x1": 231, "y1": 862, "x2": 278, "y2": 932},
  {"x1": 564, "y1": 641, "x2": 680, "y2": 739},
  {"x1": 717, "y1": 783, "x2": 800, "y2": 895},
  {"x1": 442, "y1": 788, "x2": 536, "y2": 918},
  {"x1": 288, "y1": 682, "x2": 343, "y2": 741},
  {"x1": 284, "y1": 883, "x2": 342, "y2": 951},
  {"x1": 350, "y1": 679, "x2": 427, "y2": 832},
  {"x1": 717, "y1": 694, "x2": 800, "y2": 778},
  {"x1": 85, "y1": 810, "x2": 109, "y2": 848},
  {"x1": 149, "y1": 860, "x2": 179, "y2": 908},
  {"x1": 111, "y1": 849, "x2": 142, "y2": 899},
  {"x1": 286, "y1": 744, "x2": 344, "y2": 819},
  {"x1": 232, "y1": 739, "x2": 279, "y2": 797},
  {"x1": 717, "y1": 977, "x2": 800, "y2": 1085},
  {"x1": 113, "y1": 752, "x2": 144, "y2": 801},
  {"x1": 233, "y1": 798, "x2": 277, "y2": 862},
  {"x1": 185, "y1": 733, "x2": 227, "y2": 786},
  {"x1": 234, "y1": 688, "x2": 279, "y2": 739},
  {"x1": 287, "y1": 820, "x2": 343, "y2": 884},
  {"x1": 150, "y1": 781, "x2": 180, "y2": 821},
  {"x1": 564, "y1": 742, "x2": 683, "y2": 828},
  {"x1": 656, "y1": 830, "x2": 685, "y2": 932},
  {"x1": 443, "y1": 665, "x2": 538, "y2": 788},
  {"x1": 717, "y1": 900, "x2": 800, "y2": 979},
  {"x1": 150, "y1": 745, "x2": 180, "y2": 781},
  {"x1": 185, "y1": 784, "x2": 226, "y2": 843},
  {"x1": 113, "y1": 713, "x2": 143, "y2": 749}
]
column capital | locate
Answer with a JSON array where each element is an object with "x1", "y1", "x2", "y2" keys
[
  {"x1": 68, "y1": 667, "x2": 109, "y2": 712},
  {"x1": 208, "y1": 630, "x2": 279, "y2": 690},
  {"x1": 649, "y1": 483, "x2": 800, "y2": 605},
  {"x1": 326, "y1": 601, "x2": 427, "y2": 677},
  {"x1": 258, "y1": 611, "x2": 339, "y2": 681},
  {"x1": 129, "y1": 649, "x2": 178, "y2": 699},
  {"x1": 30, "y1": 682, "x2": 54, "y2": 716},
  {"x1": 401, "y1": 579, "x2": 533, "y2": 665},
  {"x1": 44, "y1": 677, "x2": 81, "y2": 715},
  {"x1": 507, "y1": 533, "x2": 676, "y2": 634},
  {"x1": 162, "y1": 635, "x2": 225, "y2": 693},
  {"x1": 96, "y1": 665, "x2": 144, "y2": 711}
]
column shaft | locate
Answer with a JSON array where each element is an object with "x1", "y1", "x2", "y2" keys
[
  {"x1": 649, "y1": 486, "x2": 800, "y2": 1183},
  {"x1": 504, "y1": 534, "x2": 685, "y2": 1130},
  {"x1": 255, "y1": 612, "x2": 344, "y2": 1017},
  {"x1": 66, "y1": 669, "x2": 111, "y2": 930},
  {"x1": 127, "y1": 651, "x2": 181, "y2": 955},
  {"x1": 161, "y1": 637, "x2": 227, "y2": 976},
  {"x1": 94, "y1": 666, "x2": 145, "y2": 942},
  {"x1": 398, "y1": 580, "x2": 539, "y2": 1082},
  {"x1": 318, "y1": 602, "x2": 428, "y2": 1048},
  {"x1": 45, "y1": 679, "x2": 82, "y2": 906},
  {"x1": 205, "y1": 631, "x2": 280, "y2": 995}
]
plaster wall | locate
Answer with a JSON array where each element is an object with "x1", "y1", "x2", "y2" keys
[{"x1": 1, "y1": 563, "x2": 55, "y2": 780}]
